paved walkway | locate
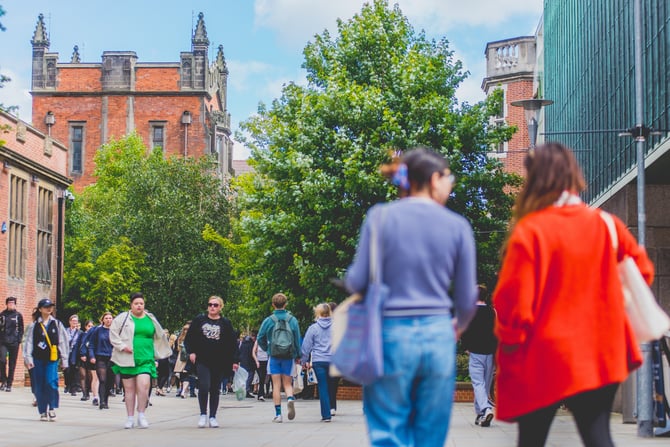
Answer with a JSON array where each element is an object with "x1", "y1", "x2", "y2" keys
[{"x1": 0, "y1": 387, "x2": 668, "y2": 446}]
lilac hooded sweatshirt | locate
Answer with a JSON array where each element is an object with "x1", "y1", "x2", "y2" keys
[{"x1": 300, "y1": 317, "x2": 332, "y2": 364}]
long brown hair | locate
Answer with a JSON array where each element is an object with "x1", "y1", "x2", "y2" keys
[{"x1": 513, "y1": 142, "x2": 585, "y2": 223}]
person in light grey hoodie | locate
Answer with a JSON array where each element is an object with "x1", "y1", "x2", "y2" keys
[{"x1": 301, "y1": 303, "x2": 335, "y2": 422}]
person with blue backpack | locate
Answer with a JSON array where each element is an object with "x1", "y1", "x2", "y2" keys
[{"x1": 257, "y1": 293, "x2": 301, "y2": 423}]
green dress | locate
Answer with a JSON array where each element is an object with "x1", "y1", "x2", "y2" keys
[{"x1": 112, "y1": 314, "x2": 157, "y2": 378}]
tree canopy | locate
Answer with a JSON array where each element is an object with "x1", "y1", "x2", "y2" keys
[
  {"x1": 233, "y1": 0, "x2": 519, "y2": 328},
  {"x1": 64, "y1": 134, "x2": 233, "y2": 329}
]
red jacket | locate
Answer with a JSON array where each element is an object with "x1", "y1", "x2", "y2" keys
[{"x1": 493, "y1": 204, "x2": 653, "y2": 421}]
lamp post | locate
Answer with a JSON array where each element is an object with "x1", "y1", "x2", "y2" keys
[
  {"x1": 510, "y1": 98, "x2": 554, "y2": 148},
  {"x1": 44, "y1": 111, "x2": 55, "y2": 136},
  {"x1": 182, "y1": 111, "x2": 192, "y2": 157}
]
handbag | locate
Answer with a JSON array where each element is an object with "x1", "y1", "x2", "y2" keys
[
  {"x1": 292, "y1": 363, "x2": 304, "y2": 394},
  {"x1": 331, "y1": 207, "x2": 387, "y2": 385},
  {"x1": 600, "y1": 212, "x2": 670, "y2": 342},
  {"x1": 40, "y1": 322, "x2": 59, "y2": 361}
]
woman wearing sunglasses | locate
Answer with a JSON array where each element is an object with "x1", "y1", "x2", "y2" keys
[{"x1": 184, "y1": 296, "x2": 239, "y2": 428}]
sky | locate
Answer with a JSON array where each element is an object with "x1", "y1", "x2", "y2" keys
[{"x1": 0, "y1": 0, "x2": 543, "y2": 159}]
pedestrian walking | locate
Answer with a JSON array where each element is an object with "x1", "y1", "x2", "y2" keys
[
  {"x1": 257, "y1": 293, "x2": 302, "y2": 423},
  {"x1": 64, "y1": 314, "x2": 83, "y2": 395},
  {"x1": 239, "y1": 331, "x2": 257, "y2": 398},
  {"x1": 252, "y1": 337, "x2": 269, "y2": 401},
  {"x1": 184, "y1": 296, "x2": 239, "y2": 428},
  {"x1": 23, "y1": 298, "x2": 69, "y2": 421},
  {"x1": 0, "y1": 296, "x2": 24, "y2": 392},
  {"x1": 79, "y1": 320, "x2": 99, "y2": 405},
  {"x1": 493, "y1": 142, "x2": 654, "y2": 447},
  {"x1": 345, "y1": 147, "x2": 478, "y2": 447},
  {"x1": 110, "y1": 292, "x2": 172, "y2": 429},
  {"x1": 460, "y1": 285, "x2": 497, "y2": 427},
  {"x1": 301, "y1": 303, "x2": 336, "y2": 422},
  {"x1": 88, "y1": 312, "x2": 114, "y2": 409}
]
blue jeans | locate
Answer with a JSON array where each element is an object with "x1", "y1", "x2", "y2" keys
[
  {"x1": 363, "y1": 315, "x2": 456, "y2": 447},
  {"x1": 469, "y1": 353, "x2": 494, "y2": 415},
  {"x1": 32, "y1": 358, "x2": 59, "y2": 414},
  {"x1": 312, "y1": 361, "x2": 332, "y2": 420}
]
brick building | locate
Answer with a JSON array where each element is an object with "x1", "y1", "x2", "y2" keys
[
  {"x1": 0, "y1": 110, "x2": 72, "y2": 386},
  {"x1": 29, "y1": 12, "x2": 234, "y2": 190},
  {"x1": 481, "y1": 36, "x2": 539, "y2": 177}
]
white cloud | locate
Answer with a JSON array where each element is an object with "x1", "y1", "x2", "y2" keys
[
  {"x1": 0, "y1": 68, "x2": 33, "y2": 122},
  {"x1": 253, "y1": 0, "x2": 542, "y2": 47},
  {"x1": 227, "y1": 60, "x2": 276, "y2": 92}
]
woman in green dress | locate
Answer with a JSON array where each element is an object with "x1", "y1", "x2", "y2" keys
[{"x1": 110, "y1": 293, "x2": 172, "y2": 429}]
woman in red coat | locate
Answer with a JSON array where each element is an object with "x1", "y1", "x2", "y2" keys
[{"x1": 493, "y1": 142, "x2": 654, "y2": 447}]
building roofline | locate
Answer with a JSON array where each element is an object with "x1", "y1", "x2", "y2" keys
[{"x1": 0, "y1": 109, "x2": 68, "y2": 152}]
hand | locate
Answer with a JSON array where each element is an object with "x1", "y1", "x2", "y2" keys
[
  {"x1": 122, "y1": 346, "x2": 133, "y2": 354},
  {"x1": 90, "y1": 358, "x2": 96, "y2": 365},
  {"x1": 189, "y1": 353, "x2": 196, "y2": 364},
  {"x1": 255, "y1": 361, "x2": 260, "y2": 368},
  {"x1": 303, "y1": 362, "x2": 310, "y2": 370},
  {"x1": 80, "y1": 356, "x2": 86, "y2": 362},
  {"x1": 27, "y1": 362, "x2": 34, "y2": 370},
  {"x1": 232, "y1": 363, "x2": 240, "y2": 372}
]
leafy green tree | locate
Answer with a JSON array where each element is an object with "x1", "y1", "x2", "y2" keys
[
  {"x1": 234, "y1": 0, "x2": 519, "y2": 327},
  {"x1": 64, "y1": 133, "x2": 234, "y2": 329}
]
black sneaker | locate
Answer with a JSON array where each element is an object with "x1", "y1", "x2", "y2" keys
[
  {"x1": 5, "y1": 385, "x2": 11, "y2": 392},
  {"x1": 81, "y1": 395, "x2": 90, "y2": 401},
  {"x1": 92, "y1": 398, "x2": 99, "y2": 406}
]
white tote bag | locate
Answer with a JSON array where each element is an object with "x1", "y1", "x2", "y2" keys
[{"x1": 600, "y1": 212, "x2": 670, "y2": 342}]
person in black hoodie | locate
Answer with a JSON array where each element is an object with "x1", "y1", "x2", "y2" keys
[
  {"x1": 184, "y1": 296, "x2": 239, "y2": 429},
  {"x1": 460, "y1": 285, "x2": 498, "y2": 428},
  {"x1": 0, "y1": 296, "x2": 24, "y2": 391},
  {"x1": 239, "y1": 331, "x2": 257, "y2": 398}
]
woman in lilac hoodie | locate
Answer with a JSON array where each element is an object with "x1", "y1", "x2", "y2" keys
[{"x1": 301, "y1": 303, "x2": 335, "y2": 422}]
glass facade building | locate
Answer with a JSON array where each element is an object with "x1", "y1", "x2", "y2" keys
[{"x1": 543, "y1": 0, "x2": 670, "y2": 205}]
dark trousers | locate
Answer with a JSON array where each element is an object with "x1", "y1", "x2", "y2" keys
[
  {"x1": 517, "y1": 384, "x2": 618, "y2": 447},
  {"x1": 242, "y1": 363, "x2": 256, "y2": 394},
  {"x1": 196, "y1": 363, "x2": 224, "y2": 418},
  {"x1": 329, "y1": 375, "x2": 339, "y2": 411},
  {"x1": 257, "y1": 360, "x2": 268, "y2": 396},
  {"x1": 0, "y1": 343, "x2": 19, "y2": 386},
  {"x1": 95, "y1": 356, "x2": 113, "y2": 406}
]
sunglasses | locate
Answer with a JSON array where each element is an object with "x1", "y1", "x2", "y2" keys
[{"x1": 208, "y1": 302, "x2": 220, "y2": 307}]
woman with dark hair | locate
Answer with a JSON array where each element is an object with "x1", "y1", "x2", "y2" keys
[
  {"x1": 78, "y1": 320, "x2": 99, "y2": 404},
  {"x1": 23, "y1": 298, "x2": 69, "y2": 421},
  {"x1": 88, "y1": 312, "x2": 114, "y2": 409},
  {"x1": 345, "y1": 147, "x2": 478, "y2": 446},
  {"x1": 184, "y1": 296, "x2": 239, "y2": 428},
  {"x1": 110, "y1": 293, "x2": 171, "y2": 429},
  {"x1": 493, "y1": 142, "x2": 654, "y2": 447}
]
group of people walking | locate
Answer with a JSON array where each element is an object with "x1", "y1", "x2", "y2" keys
[
  {"x1": 0, "y1": 143, "x2": 657, "y2": 447},
  {"x1": 343, "y1": 144, "x2": 654, "y2": 447}
]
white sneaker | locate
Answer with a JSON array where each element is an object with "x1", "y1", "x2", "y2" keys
[
  {"x1": 330, "y1": 408, "x2": 336, "y2": 416},
  {"x1": 198, "y1": 414, "x2": 207, "y2": 428},
  {"x1": 272, "y1": 414, "x2": 283, "y2": 423},
  {"x1": 137, "y1": 414, "x2": 149, "y2": 429},
  {"x1": 480, "y1": 407, "x2": 494, "y2": 427},
  {"x1": 209, "y1": 417, "x2": 219, "y2": 428},
  {"x1": 124, "y1": 418, "x2": 134, "y2": 429},
  {"x1": 287, "y1": 399, "x2": 296, "y2": 420}
]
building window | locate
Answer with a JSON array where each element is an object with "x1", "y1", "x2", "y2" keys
[
  {"x1": 37, "y1": 187, "x2": 53, "y2": 284},
  {"x1": 8, "y1": 175, "x2": 26, "y2": 279},
  {"x1": 70, "y1": 124, "x2": 84, "y2": 174},
  {"x1": 151, "y1": 123, "x2": 165, "y2": 150}
]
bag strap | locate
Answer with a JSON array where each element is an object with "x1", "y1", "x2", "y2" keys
[
  {"x1": 599, "y1": 211, "x2": 619, "y2": 251},
  {"x1": 40, "y1": 322, "x2": 54, "y2": 348}
]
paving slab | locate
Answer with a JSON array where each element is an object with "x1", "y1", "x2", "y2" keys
[{"x1": 0, "y1": 388, "x2": 668, "y2": 446}]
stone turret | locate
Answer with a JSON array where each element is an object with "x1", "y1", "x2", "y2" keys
[
  {"x1": 191, "y1": 12, "x2": 209, "y2": 90},
  {"x1": 31, "y1": 14, "x2": 56, "y2": 89}
]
